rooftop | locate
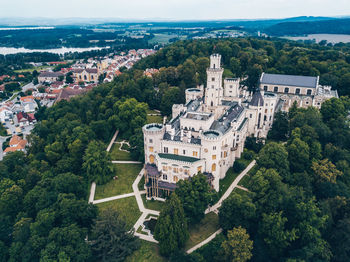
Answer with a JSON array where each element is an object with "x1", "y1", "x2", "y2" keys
[
  {"x1": 261, "y1": 73, "x2": 318, "y2": 88},
  {"x1": 158, "y1": 153, "x2": 200, "y2": 163}
]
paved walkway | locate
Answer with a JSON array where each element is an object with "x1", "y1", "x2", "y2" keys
[
  {"x1": 112, "y1": 160, "x2": 142, "y2": 164},
  {"x1": 205, "y1": 160, "x2": 256, "y2": 214},
  {"x1": 186, "y1": 228, "x2": 223, "y2": 254},
  {"x1": 88, "y1": 182, "x2": 96, "y2": 203},
  {"x1": 106, "y1": 130, "x2": 119, "y2": 152}
]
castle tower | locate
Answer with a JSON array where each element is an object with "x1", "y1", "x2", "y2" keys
[{"x1": 205, "y1": 54, "x2": 224, "y2": 108}]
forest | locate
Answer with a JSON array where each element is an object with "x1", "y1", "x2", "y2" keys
[
  {"x1": 1, "y1": 37, "x2": 350, "y2": 261},
  {"x1": 0, "y1": 28, "x2": 152, "y2": 49},
  {"x1": 265, "y1": 18, "x2": 350, "y2": 36}
]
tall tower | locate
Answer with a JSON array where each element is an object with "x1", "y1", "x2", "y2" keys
[{"x1": 205, "y1": 54, "x2": 224, "y2": 107}]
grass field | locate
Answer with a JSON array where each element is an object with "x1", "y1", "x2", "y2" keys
[
  {"x1": 147, "y1": 114, "x2": 163, "y2": 124},
  {"x1": 94, "y1": 164, "x2": 142, "y2": 200},
  {"x1": 14, "y1": 65, "x2": 52, "y2": 73},
  {"x1": 126, "y1": 240, "x2": 165, "y2": 262},
  {"x1": 109, "y1": 142, "x2": 132, "y2": 161},
  {"x1": 141, "y1": 195, "x2": 165, "y2": 211},
  {"x1": 185, "y1": 212, "x2": 220, "y2": 250},
  {"x1": 148, "y1": 33, "x2": 179, "y2": 44},
  {"x1": 96, "y1": 196, "x2": 141, "y2": 229}
]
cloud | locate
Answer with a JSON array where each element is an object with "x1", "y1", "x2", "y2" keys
[{"x1": 1, "y1": 0, "x2": 349, "y2": 20}]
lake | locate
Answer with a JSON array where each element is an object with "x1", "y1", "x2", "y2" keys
[
  {"x1": 283, "y1": 34, "x2": 350, "y2": 44},
  {"x1": 0, "y1": 46, "x2": 109, "y2": 55}
]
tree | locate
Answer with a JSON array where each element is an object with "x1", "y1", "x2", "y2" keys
[
  {"x1": 257, "y1": 142, "x2": 289, "y2": 177},
  {"x1": 154, "y1": 193, "x2": 189, "y2": 256},
  {"x1": 268, "y1": 111, "x2": 289, "y2": 141},
  {"x1": 65, "y1": 72, "x2": 73, "y2": 84},
  {"x1": 175, "y1": 173, "x2": 215, "y2": 224},
  {"x1": 219, "y1": 191, "x2": 256, "y2": 232},
  {"x1": 320, "y1": 98, "x2": 346, "y2": 123},
  {"x1": 287, "y1": 137, "x2": 310, "y2": 173},
  {"x1": 83, "y1": 140, "x2": 114, "y2": 184},
  {"x1": 90, "y1": 209, "x2": 139, "y2": 262},
  {"x1": 259, "y1": 212, "x2": 297, "y2": 258},
  {"x1": 311, "y1": 159, "x2": 343, "y2": 184},
  {"x1": 221, "y1": 227, "x2": 253, "y2": 262}
]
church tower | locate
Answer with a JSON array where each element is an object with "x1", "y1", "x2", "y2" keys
[{"x1": 205, "y1": 54, "x2": 224, "y2": 108}]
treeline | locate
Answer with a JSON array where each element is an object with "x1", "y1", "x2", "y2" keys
[
  {"x1": 265, "y1": 18, "x2": 350, "y2": 36},
  {"x1": 0, "y1": 28, "x2": 153, "y2": 49}
]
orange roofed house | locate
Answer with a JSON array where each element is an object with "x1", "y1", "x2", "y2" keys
[{"x1": 4, "y1": 135, "x2": 27, "y2": 156}]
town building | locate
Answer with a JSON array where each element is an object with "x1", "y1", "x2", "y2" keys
[
  {"x1": 3, "y1": 135, "x2": 27, "y2": 156},
  {"x1": 72, "y1": 68, "x2": 99, "y2": 83},
  {"x1": 38, "y1": 71, "x2": 64, "y2": 84},
  {"x1": 142, "y1": 54, "x2": 338, "y2": 199}
]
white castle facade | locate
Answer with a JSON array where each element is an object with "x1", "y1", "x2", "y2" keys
[{"x1": 142, "y1": 54, "x2": 338, "y2": 199}]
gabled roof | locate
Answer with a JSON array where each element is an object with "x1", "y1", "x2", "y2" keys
[
  {"x1": 39, "y1": 71, "x2": 63, "y2": 78},
  {"x1": 250, "y1": 91, "x2": 264, "y2": 107},
  {"x1": 260, "y1": 73, "x2": 318, "y2": 88},
  {"x1": 9, "y1": 135, "x2": 21, "y2": 146}
]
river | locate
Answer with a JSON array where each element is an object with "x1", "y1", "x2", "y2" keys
[
  {"x1": 0, "y1": 46, "x2": 109, "y2": 55},
  {"x1": 283, "y1": 34, "x2": 350, "y2": 44}
]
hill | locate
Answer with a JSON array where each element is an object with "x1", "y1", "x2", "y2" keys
[{"x1": 265, "y1": 18, "x2": 350, "y2": 36}]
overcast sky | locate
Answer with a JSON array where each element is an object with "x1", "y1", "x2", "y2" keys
[{"x1": 1, "y1": 0, "x2": 349, "y2": 20}]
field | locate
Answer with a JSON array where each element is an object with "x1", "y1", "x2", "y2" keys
[
  {"x1": 94, "y1": 164, "x2": 142, "y2": 200},
  {"x1": 148, "y1": 33, "x2": 180, "y2": 44},
  {"x1": 141, "y1": 195, "x2": 165, "y2": 211},
  {"x1": 185, "y1": 212, "x2": 220, "y2": 250},
  {"x1": 109, "y1": 142, "x2": 132, "y2": 161},
  {"x1": 125, "y1": 240, "x2": 165, "y2": 262},
  {"x1": 218, "y1": 158, "x2": 251, "y2": 197},
  {"x1": 96, "y1": 197, "x2": 141, "y2": 229}
]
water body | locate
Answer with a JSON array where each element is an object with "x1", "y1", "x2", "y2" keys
[
  {"x1": 0, "y1": 46, "x2": 109, "y2": 55},
  {"x1": 0, "y1": 27, "x2": 54, "y2": 30},
  {"x1": 283, "y1": 34, "x2": 350, "y2": 44}
]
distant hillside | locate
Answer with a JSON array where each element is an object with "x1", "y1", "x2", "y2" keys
[{"x1": 265, "y1": 18, "x2": 350, "y2": 36}]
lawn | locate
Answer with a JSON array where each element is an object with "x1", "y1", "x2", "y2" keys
[
  {"x1": 218, "y1": 159, "x2": 252, "y2": 197},
  {"x1": 94, "y1": 164, "x2": 142, "y2": 200},
  {"x1": 147, "y1": 114, "x2": 163, "y2": 124},
  {"x1": 109, "y1": 142, "x2": 132, "y2": 161},
  {"x1": 138, "y1": 176, "x2": 145, "y2": 191},
  {"x1": 185, "y1": 212, "x2": 220, "y2": 250},
  {"x1": 96, "y1": 196, "x2": 141, "y2": 229},
  {"x1": 126, "y1": 240, "x2": 165, "y2": 262},
  {"x1": 141, "y1": 195, "x2": 165, "y2": 212},
  {"x1": 238, "y1": 174, "x2": 251, "y2": 188}
]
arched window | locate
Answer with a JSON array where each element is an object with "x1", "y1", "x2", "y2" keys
[
  {"x1": 212, "y1": 163, "x2": 216, "y2": 172},
  {"x1": 149, "y1": 155, "x2": 155, "y2": 164}
]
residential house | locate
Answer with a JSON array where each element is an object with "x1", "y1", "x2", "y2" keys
[
  {"x1": 38, "y1": 71, "x2": 64, "y2": 84},
  {"x1": 3, "y1": 135, "x2": 27, "y2": 155}
]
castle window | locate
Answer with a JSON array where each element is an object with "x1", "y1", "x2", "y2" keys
[
  {"x1": 164, "y1": 147, "x2": 168, "y2": 153},
  {"x1": 163, "y1": 174, "x2": 167, "y2": 180},
  {"x1": 296, "y1": 88, "x2": 300, "y2": 94},
  {"x1": 183, "y1": 150, "x2": 186, "y2": 155},
  {"x1": 212, "y1": 163, "x2": 216, "y2": 172},
  {"x1": 224, "y1": 151, "x2": 227, "y2": 157},
  {"x1": 174, "y1": 176, "x2": 178, "y2": 182},
  {"x1": 264, "y1": 85, "x2": 268, "y2": 91},
  {"x1": 149, "y1": 146, "x2": 154, "y2": 152},
  {"x1": 265, "y1": 109, "x2": 268, "y2": 113},
  {"x1": 213, "y1": 146, "x2": 216, "y2": 150},
  {"x1": 250, "y1": 114, "x2": 252, "y2": 118},
  {"x1": 264, "y1": 115, "x2": 267, "y2": 121},
  {"x1": 163, "y1": 166, "x2": 168, "y2": 171},
  {"x1": 193, "y1": 151, "x2": 198, "y2": 157},
  {"x1": 274, "y1": 86, "x2": 278, "y2": 92},
  {"x1": 173, "y1": 168, "x2": 178, "y2": 173},
  {"x1": 212, "y1": 77, "x2": 215, "y2": 81},
  {"x1": 284, "y1": 87, "x2": 289, "y2": 93},
  {"x1": 307, "y1": 89, "x2": 312, "y2": 95},
  {"x1": 212, "y1": 155, "x2": 216, "y2": 160},
  {"x1": 197, "y1": 166, "x2": 202, "y2": 173},
  {"x1": 174, "y1": 148, "x2": 179, "y2": 155},
  {"x1": 149, "y1": 139, "x2": 153, "y2": 143}
]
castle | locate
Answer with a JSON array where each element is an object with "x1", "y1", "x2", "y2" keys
[{"x1": 142, "y1": 54, "x2": 338, "y2": 199}]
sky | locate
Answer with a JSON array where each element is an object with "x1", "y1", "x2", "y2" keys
[{"x1": 0, "y1": 0, "x2": 349, "y2": 20}]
